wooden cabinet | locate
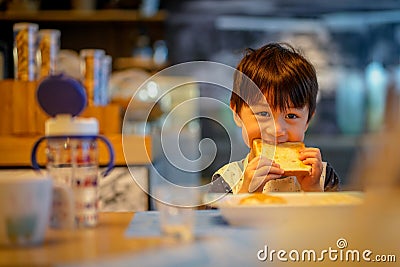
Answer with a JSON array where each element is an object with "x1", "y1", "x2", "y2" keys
[{"x1": 0, "y1": 80, "x2": 152, "y2": 167}]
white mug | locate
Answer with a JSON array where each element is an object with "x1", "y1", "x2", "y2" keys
[{"x1": 0, "y1": 173, "x2": 53, "y2": 246}]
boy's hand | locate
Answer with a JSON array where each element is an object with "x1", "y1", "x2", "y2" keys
[
  {"x1": 239, "y1": 156, "x2": 284, "y2": 193},
  {"x1": 297, "y1": 147, "x2": 323, "y2": 192}
]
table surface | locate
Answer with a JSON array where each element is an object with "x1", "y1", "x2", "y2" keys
[
  {"x1": 0, "y1": 212, "x2": 162, "y2": 266},
  {"x1": 1, "y1": 199, "x2": 399, "y2": 267}
]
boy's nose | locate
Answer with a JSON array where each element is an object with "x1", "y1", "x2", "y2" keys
[{"x1": 272, "y1": 117, "x2": 286, "y2": 138}]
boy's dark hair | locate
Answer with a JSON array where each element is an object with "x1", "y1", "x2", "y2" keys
[{"x1": 231, "y1": 42, "x2": 318, "y2": 122}]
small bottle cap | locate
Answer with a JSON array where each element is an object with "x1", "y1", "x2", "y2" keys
[{"x1": 37, "y1": 73, "x2": 87, "y2": 117}]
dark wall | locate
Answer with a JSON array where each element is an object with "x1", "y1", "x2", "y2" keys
[{"x1": 163, "y1": 0, "x2": 400, "y2": 185}]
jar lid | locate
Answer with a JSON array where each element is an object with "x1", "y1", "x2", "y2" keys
[
  {"x1": 38, "y1": 29, "x2": 61, "y2": 38},
  {"x1": 45, "y1": 114, "x2": 98, "y2": 136},
  {"x1": 80, "y1": 49, "x2": 105, "y2": 58},
  {"x1": 13, "y1": 22, "x2": 39, "y2": 31},
  {"x1": 37, "y1": 73, "x2": 86, "y2": 117}
]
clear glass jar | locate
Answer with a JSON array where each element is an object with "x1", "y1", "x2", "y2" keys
[
  {"x1": 13, "y1": 22, "x2": 38, "y2": 81},
  {"x1": 37, "y1": 29, "x2": 61, "y2": 79},
  {"x1": 80, "y1": 49, "x2": 105, "y2": 106},
  {"x1": 99, "y1": 55, "x2": 112, "y2": 106}
]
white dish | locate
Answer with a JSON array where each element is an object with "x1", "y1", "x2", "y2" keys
[{"x1": 205, "y1": 192, "x2": 364, "y2": 228}]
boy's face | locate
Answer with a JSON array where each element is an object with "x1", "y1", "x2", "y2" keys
[{"x1": 232, "y1": 100, "x2": 311, "y2": 147}]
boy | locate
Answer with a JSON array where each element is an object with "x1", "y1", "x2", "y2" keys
[{"x1": 210, "y1": 43, "x2": 339, "y2": 193}]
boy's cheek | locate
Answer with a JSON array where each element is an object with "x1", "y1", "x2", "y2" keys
[
  {"x1": 241, "y1": 126, "x2": 257, "y2": 146},
  {"x1": 240, "y1": 128, "x2": 250, "y2": 147},
  {"x1": 246, "y1": 133, "x2": 261, "y2": 147}
]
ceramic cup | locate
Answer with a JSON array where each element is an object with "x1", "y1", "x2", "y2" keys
[{"x1": 0, "y1": 173, "x2": 52, "y2": 246}]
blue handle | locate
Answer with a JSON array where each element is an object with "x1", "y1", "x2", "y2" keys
[
  {"x1": 31, "y1": 135, "x2": 114, "y2": 177},
  {"x1": 96, "y1": 135, "x2": 114, "y2": 176},
  {"x1": 31, "y1": 136, "x2": 47, "y2": 172}
]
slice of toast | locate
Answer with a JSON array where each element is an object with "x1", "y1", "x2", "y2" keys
[{"x1": 252, "y1": 139, "x2": 311, "y2": 176}]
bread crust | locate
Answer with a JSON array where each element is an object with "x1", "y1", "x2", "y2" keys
[{"x1": 252, "y1": 139, "x2": 311, "y2": 176}]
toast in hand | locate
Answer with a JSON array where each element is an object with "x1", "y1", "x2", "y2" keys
[{"x1": 252, "y1": 139, "x2": 312, "y2": 177}]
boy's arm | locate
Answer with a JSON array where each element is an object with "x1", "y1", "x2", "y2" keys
[
  {"x1": 209, "y1": 174, "x2": 233, "y2": 193},
  {"x1": 324, "y1": 162, "x2": 340, "y2": 191},
  {"x1": 205, "y1": 174, "x2": 233, "y2": 209}
]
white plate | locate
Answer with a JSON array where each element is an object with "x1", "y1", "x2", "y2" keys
[{"x1": 205, "y1": 192, "x2": 364, "y2": 228}]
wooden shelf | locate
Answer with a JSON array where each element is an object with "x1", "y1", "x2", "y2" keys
[
  {"x1": 0, "y1": 134, "x2": 152, "y2": 167},
  {"x1": 0, "y1": 9, "x2": 167, "y2": 22},
  {"x1": 0, "y1": 10, "x2": 166, "y2": 75}
]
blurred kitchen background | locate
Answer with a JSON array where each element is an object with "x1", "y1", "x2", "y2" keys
[{"x1": 2, "y1": 0, "x2": 400, "y2": 198}]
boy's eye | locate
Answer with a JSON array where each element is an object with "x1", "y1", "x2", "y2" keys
[
  {"x1": 256, "y1": 111, "x2": 270, "y2": 117},
  {"x1": 286, "y1": 113, "x2": 299, "y2": 119}
]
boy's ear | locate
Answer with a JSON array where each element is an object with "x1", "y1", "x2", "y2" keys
[{"x1": 231, "y1": 104, "x2": 243, "y2": 127}]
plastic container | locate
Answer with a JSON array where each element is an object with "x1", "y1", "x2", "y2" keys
[
  {"x1": 37, "y1": 29, "x2": 61, "y2": 79},
  {"x1": 31, "y1": 74, "x2": 114, "y2": 228},
  {"x1": 13, "y1": 22, "x2": 39, "y2": 81},
  {"x1": 99, "y1": 55, "x2": 112, "y2": 106},
  {"x1": 80, "y1": 49, "x2": 105, "y2": 106}
]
